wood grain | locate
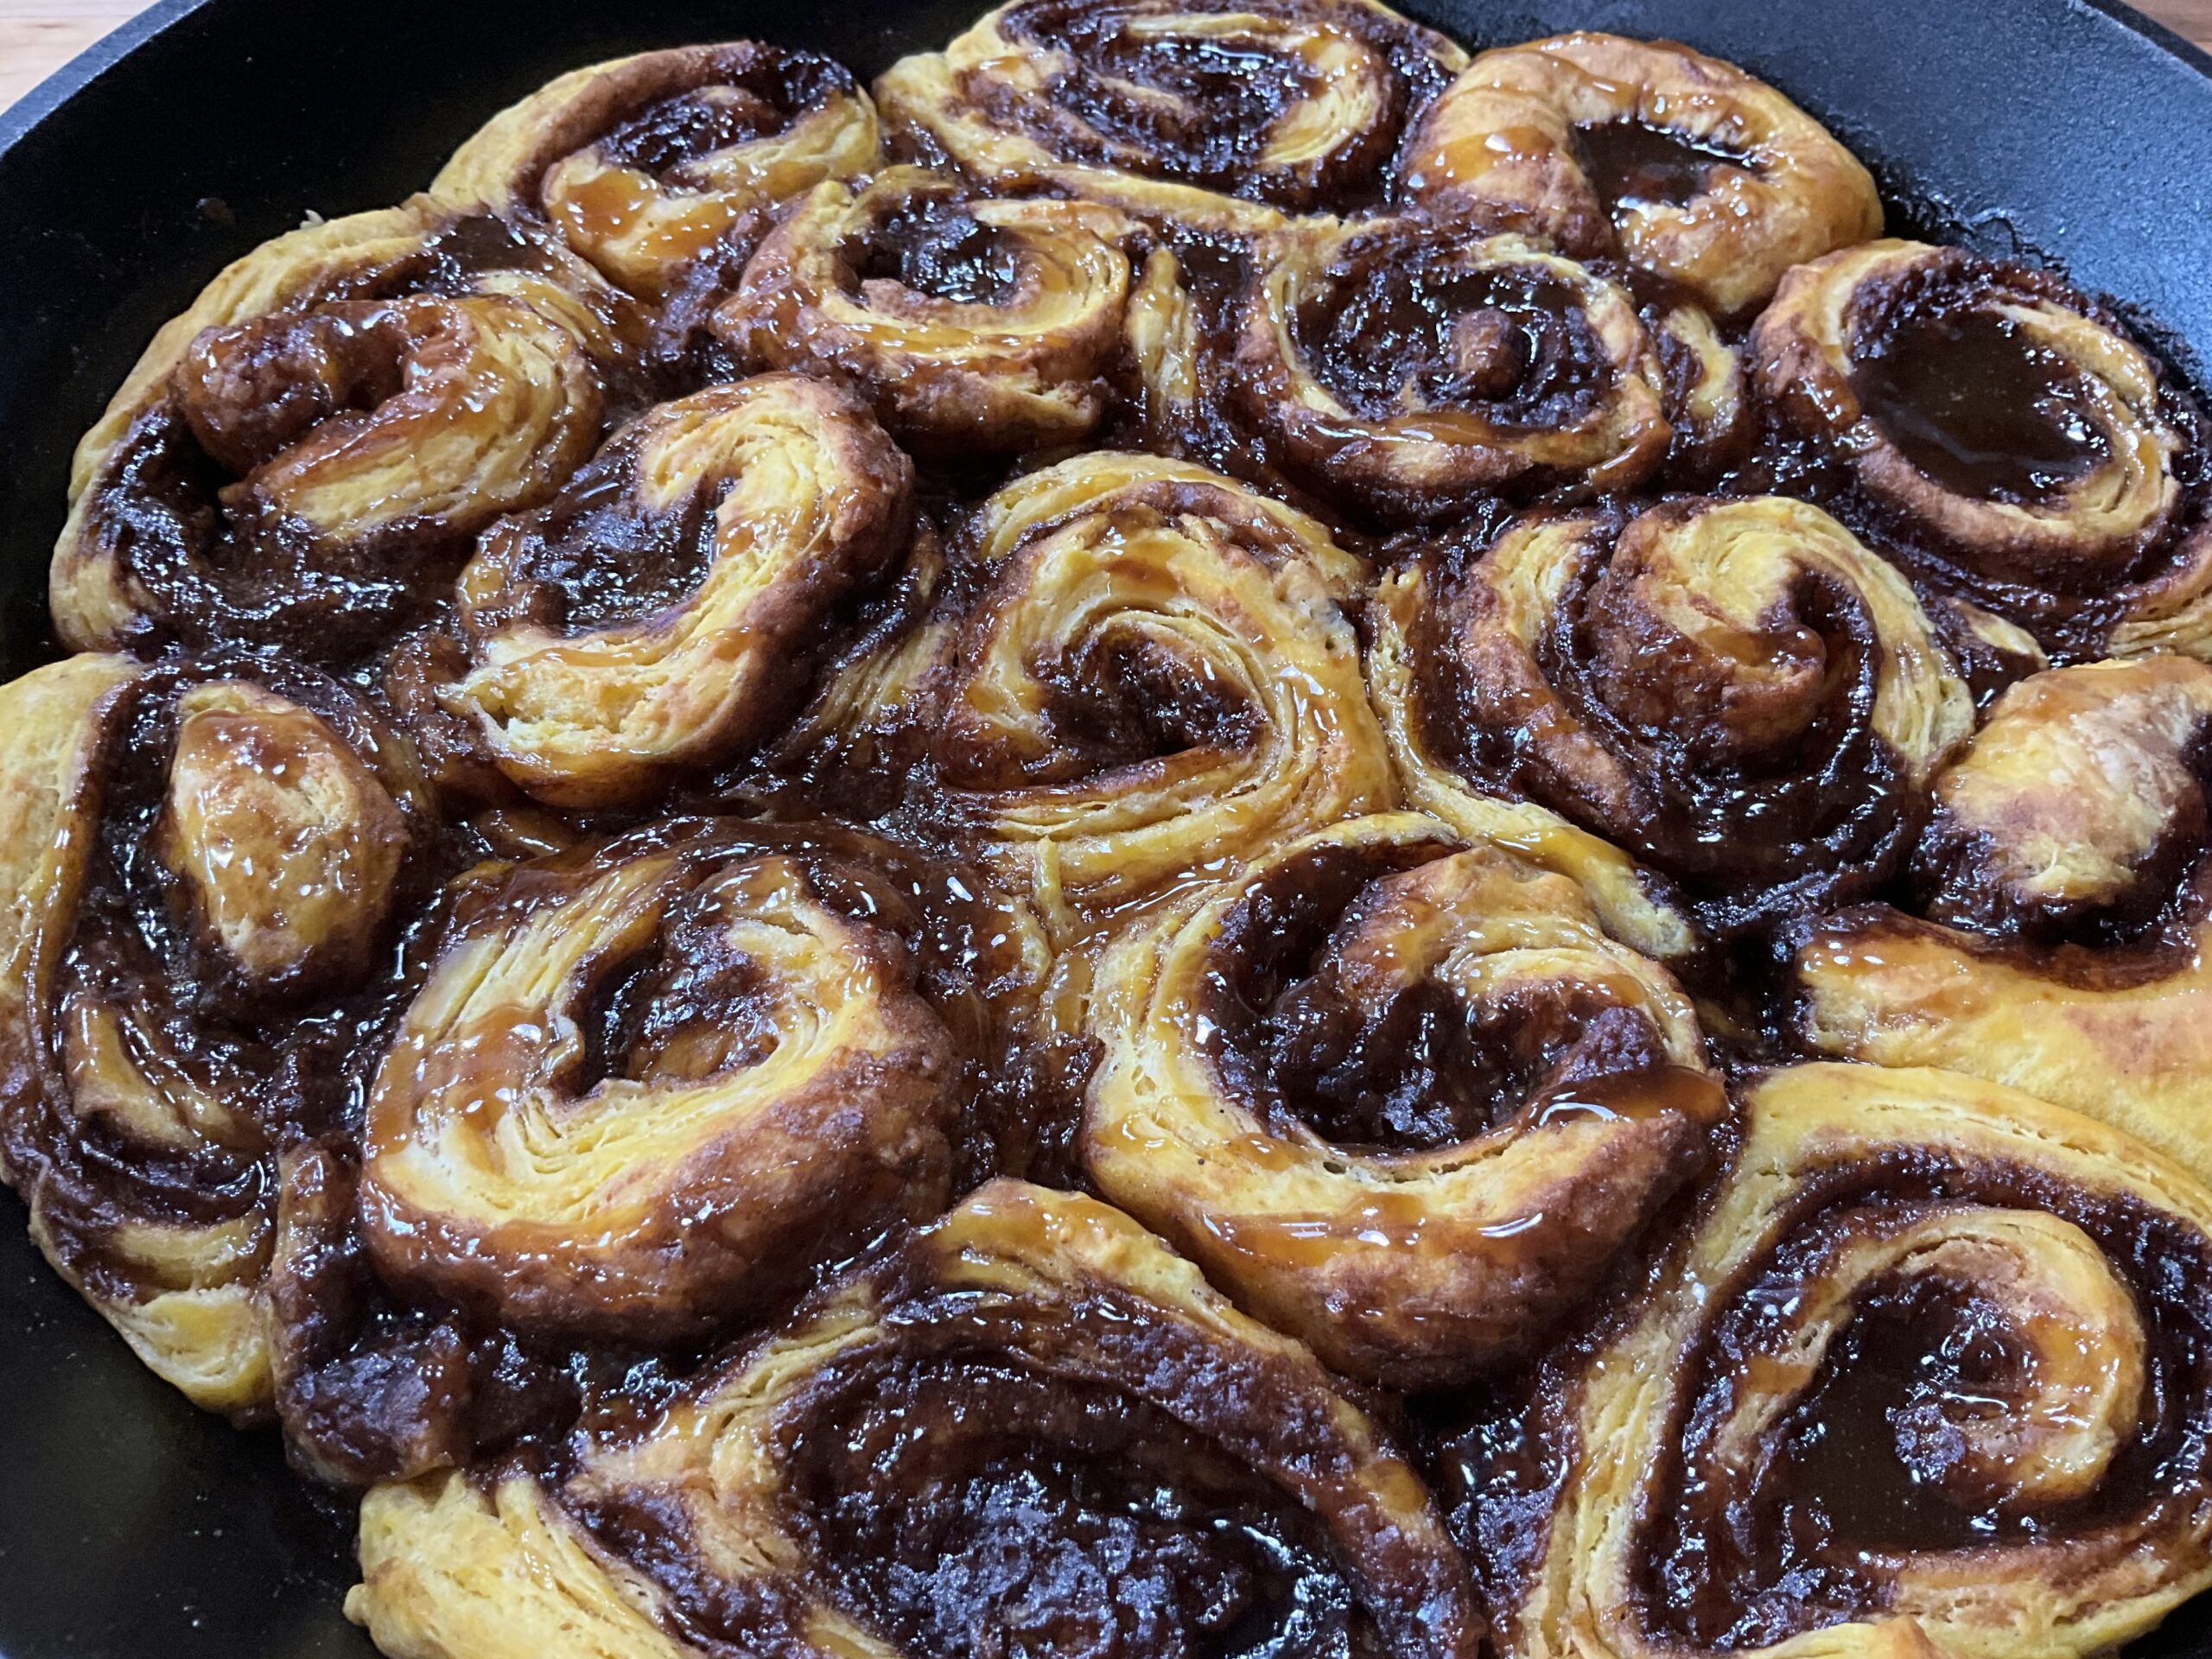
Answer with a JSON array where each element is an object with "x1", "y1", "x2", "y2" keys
[{"x1": 0, "y1": 0, "x2": 2207, "y2": 115}]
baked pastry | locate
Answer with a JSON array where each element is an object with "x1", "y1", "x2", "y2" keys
[
  {"x1": 354, "y1": 811, "x2": 1048, "y2": 1336},
  {"x1": 874, "y1": 0, "x2": 1470, "y2": 233},
  {"x1": 1369, "y1": 493, "x2": 1976, "y2": 949},
  {"x1": 1793, "y1": 653, "x2": 2212, "y2": 1184},
  {"x1": 347, "y1": 1180, "x2": 1486, "y2": 1659},
  {"x1": 1081, "y1": 811, "x2": 1724, "y2": 1388},
  {"x1": 51, "y1": 201, "x2": 644, "y2": 665},
  {"x1": 434, "y1": 44, "x2": 880, "y2": 306},
  {"x1": 764, "y1": 451, "x2": 1394, "y2": 936},
  {"x1": 717, "y1": 167, "x2": 1140, "y2": 455},
  {"x1": 12, "y1": 3, "x2": 2212, "y2": 1655},
  {"x1": 1463, "y1": 1063, "x2": 2212, "y2": 1659},
  {"x1": 1400, "y1": 32, "x2": 1883, "y2": 318},
  {"x1": 1753, "y1": 239, "x2": 2212, "y2": 658},
  {"x1": 0, "y1": 650, "x2": 448, "y2": 1414},
  {"x1": 397, "y1": 374, "x2": 914, "y2": 806}
]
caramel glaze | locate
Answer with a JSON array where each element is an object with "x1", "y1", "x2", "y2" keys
[
  {"x1": 1432, "y1": 1144, "x2": 2212, "y2": 1649},
  {"x1": 1852, "y1": 308, "x2": 2110, "y2": 506},
  {"x1": 1573, "y1": 119, "x2": 1751, "y2": 213},
  {"x1": 1192, "y1": 836, "x2": 1701, "y2": 1154},
  {"x1": 85, "y1": 215, "x2": 658, "y2": 669},
  {"x1": 567, "y1": 1247, "x2": 1447, "y2": 1659},
  {"x1": 1128, "y1": 228, "x2": 1745, "y2": 537},
  {"x1": 982, "y1": 0, "x2": 1459, "y2": 216},
  {"x1": 1742, "y1": 254, "x2": 2212, "y2": 656},
  {"x1": 1402, "y1": 508, "x2": 1930, "y2": 937}
]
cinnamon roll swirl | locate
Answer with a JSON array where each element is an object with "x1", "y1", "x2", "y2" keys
[
  {"x1": 1401, "y1": 32, "x2": 1882, "y2": 320},
  {"x1": 767, "y1": 452, "x2": 1394, "y2": 935},
  {"x1": 433, "y1": 44, "x2": 880, "y2": 302},
  {"x1": 0, "y1": 650, "x2": 446, "y2": 1415},
  {"x1": 348, "y1": 1180, "x2": 1486, "y2": 1659},
  {"x1": 1130, "y1": 219, "x2": 1746, "y2": 524},
  {"x1": 52, "y1": 200, "x2": 642, "y2": 665},
  {"x1": 407, "y1": 375, "x2": 912, "y2": 808},
  {"x1": 1752, "y1": 239, "x2": 2212, "y2": 658},
  {"x1": 873, "y1": 0, "x2": 1467, "y2": 234},
  {"x1": 359, "y1": 816, "x2": 1047, "y2": 1341},
  {"x1": 716, "y1": 167, "x2": 1137, "y2": 456},
  {"x1": 1461, "y1": 1063, "x2": 2212, "y2": 1659},
  {"x1": 1793, "y1": 654, "x2": 2212, "y2": 1186},
  {"x1": 1368, "y1": 495, "x2": 1974, "y2": 948},
  {"x1": 1083, "y1": 812, "x2": 1726, "y2": 1389}
]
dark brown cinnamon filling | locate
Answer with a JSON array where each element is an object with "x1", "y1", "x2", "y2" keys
[
  {"x1": 789, "y1": 1357, "x2": 1376, "y2": 1659},
  {"x1": 1574, "y1": 120, "x2": 1749, "y2": 212},
  {"x1": 1193, "y1": 841, "x2": 1700, "y2": 1154},
  {"x1": 466, "y1": 448, "x2": 725, "y2": 635},
  {"x1": 1289, "y1": 248, "x2": 1606, "y2": 427},
  {"x1": 594, "y1": 51, "x2": 856, "y2": 176},
  {"x1": 854, "y1": 201, "x2": 1024, "y2": 307},
  {"x1": 986, "y1": 0, "x2": 1454, "y2": 211},
  {"x1": 1630, "y1": 1156, "x2": 2212, "y2": 1649},
  {"x1": 1853, "y1": 308, "x2": 2109, "y2": 505}
]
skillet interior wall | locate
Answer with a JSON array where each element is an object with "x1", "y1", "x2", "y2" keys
[{"x1": 0, "y1": 0, "x2": 2209, "y2": 1655}]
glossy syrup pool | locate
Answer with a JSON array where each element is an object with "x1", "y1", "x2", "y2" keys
[{"x1": 1852, "y1": 308, "x2": 2111, "y2": 503}]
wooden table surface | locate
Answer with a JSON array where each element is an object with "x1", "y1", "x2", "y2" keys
[{"x1": 0, "y1": 0, "x2": 2208, "y2": 111}]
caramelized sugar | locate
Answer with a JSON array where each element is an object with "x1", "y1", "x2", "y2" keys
[
  {"x1": 1574, "y1": 119, "x2": 1749, "y2": 211},
  {"x1": 855, "y1": 201, "x2": 1025, "y2": 307},
  {"x1": 1853, "y1": 308, "x2": 2109, "y2": 504}
]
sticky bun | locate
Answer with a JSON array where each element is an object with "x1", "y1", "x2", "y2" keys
[
  {"x1": 398, "y1": 374, "x2": 913, "y2": 807},
  {"x1": 1082, "y1": 812, "x2": 1724, "y2": 1388},
  {"x1": 1459, "y1": 1063, "x2": 2212, "y2": 1659},
  {"x1": 718, "y1": 167, "x2": 1139, "y2": 456},
  {"x1": 17, "y1": 5, "x2": 2212, "y2": 1656},
  {"x1": 765, "y1": 452, "x2": 1393, "y2": 935},
  {"x1": 52, "y1": 201, "x2": 645, "y2": 665},
  {"x1": 1753, "y1": 238, "x2": 2212, "y2": 658},
  {"x1": 1400, "y1": 32, "x2": 1882, "y2": 319},
  {"x1": 348, "y1": 1180, "x2": 1485, "y2": 1659},
  {"x1": 360, "y1": 817, "x2": 1044, "y2": 1340},
  {"x1": 1793, "y1": 653, "x2": 2212, "y2": 1185},
  {"x1": 0, "y1": 651, "x2": 448, "y2": 1414},
  {"x1": 434, "y1": 44, "x2": 880, "y2": 305},
  {"x1": 874, "y1": 0, "x2": 1468, "y2": 234},
  {"x1": 1369, "y1": 493, "x2": 1974, "y2": 950}
]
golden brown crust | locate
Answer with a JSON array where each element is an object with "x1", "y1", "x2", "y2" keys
[
  {"x1": 432, "y1": 43, "x2": 880, "y2": 300},
  {"x1": 350, "y1": 1180, "x2": 1486, "y2": 1659},
  {"x1": 874, "y1": 0, "x2": 1467, "y2": 235},
  {"x1": 1478, "y1": 1064, "x2": 2212, "y2": 1659},
  {"x1": 717, "y1": 167, "x2": 1137, "y2": 456},
  {"x1": 1082, "y1": 812, "x2": 1723, "y2": 1388},
  {"x1": 1401, "y1": 31, "x2": 1882, "y2": 318}
]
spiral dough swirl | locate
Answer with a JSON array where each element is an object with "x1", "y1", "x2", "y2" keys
[
  {"x1": 1459, "y1": 1063, "x2": 2212, "y2": 1659},
  {"x1": 1083, "y1": 811, "x2": 1724, "y2": 1389},
  {"x1": 349, "y1": 1180, "x2": 1486, "y2": 1659}
]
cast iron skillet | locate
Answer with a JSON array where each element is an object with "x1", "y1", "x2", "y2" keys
[{"x1": 0, "y1": 1, "x2": 2209, "y2": 1654}]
